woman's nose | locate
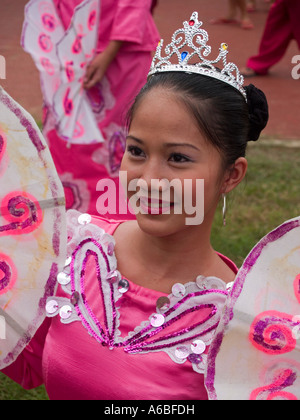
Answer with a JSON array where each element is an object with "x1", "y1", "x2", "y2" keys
[{"x1": 138, "y1": 159, "x2": 168, "y2": 192}]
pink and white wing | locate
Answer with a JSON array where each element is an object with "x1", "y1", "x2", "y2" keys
[
  {"x1": 0, "y1": 87, "x2": 66, "y2": 369},
  {"x1": 206, "y1": 217, "x2": 300, "y2": 400}
]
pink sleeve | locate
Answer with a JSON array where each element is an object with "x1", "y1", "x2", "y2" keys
[
  {"x1": 110, "y1": 0, "x2": 153, "y2": 44},
  {"x1": 91, "y1": 215, "x2": 122, "y2": 235},
  {"x1": 1, "y1": 318, "x2": 51, "y2": 390}
]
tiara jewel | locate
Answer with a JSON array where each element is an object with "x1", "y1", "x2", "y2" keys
[{"x1": 148, "y1": 12, "x2": 247, "y2": 101}]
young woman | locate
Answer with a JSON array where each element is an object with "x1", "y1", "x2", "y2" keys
[{"x1": 2, "y1": 14, "x2": 268, "y2": 400}]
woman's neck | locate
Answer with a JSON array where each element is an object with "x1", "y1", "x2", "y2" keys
[{"x1": 114, "y1": 219, "x2": 228, "y2": 293}]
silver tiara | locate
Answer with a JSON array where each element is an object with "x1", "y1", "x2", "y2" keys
[{"x1": 148, "y1": 12, "x2": 247, "y2": 101}]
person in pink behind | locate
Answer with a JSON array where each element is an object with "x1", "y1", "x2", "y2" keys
[
  {"x1": 210, "y1": 0, "x2": 254, "y2": 30},
  {"x1": 44, "y1": 0, "x2": 160, "y2": 218},
  {"x1": 242, "y1": 0, "x2": 300, "y2": 76},
  {"x1": 2, "y1": 13, "x2": 268, "y2": 400}
]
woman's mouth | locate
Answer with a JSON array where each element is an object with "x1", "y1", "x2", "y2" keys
[{"x1": 138, "y1": 196, "x2": 175, "y2": 215}]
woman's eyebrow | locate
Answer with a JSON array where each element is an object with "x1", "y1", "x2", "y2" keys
[
  {"x1": 126, "y1": 135, "x2": 144, "y2": 144},
  {"x1": 164, "y1": 142, "x2": 200, "y2": 151},
  {"x1": 126, "y1": 136, "x2": 200, "y2": 151}
]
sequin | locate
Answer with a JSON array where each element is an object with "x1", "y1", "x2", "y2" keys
[
  {"x1": 156, "y1": 296, "x2": 170, "y2": 313},
  {"x1": 226, "y1": 281, "x2": 234, "y2": 290},
  {"x1": 78, "y1": 213, "x2": 92, "y2": 225},
  {"x1": 118, "y1": 278, "x2": 129, "y2": 293},
  {"x1": 46, "y1": 299, "x2": 58, "y2": 314},
  {"x1": 172, "y1": 283, "x2": 186, "y2": 298},
  {"x1": 196, "y1": 275, "x2": 226, "y2": 291},
  {"x1": 175, "y1": 345, "x2": 190, "y2": 359},
  {"x1": 150, "y1": 313, "x2": 165, "y2": 327},
  {"x1": 71, "y1": 291, "x2": 80, "y2": 305},
  {"x1": 209, "y1": 278, "x2": 226, "y2": 290},
  {"x1": 64, "y1": 256, "x2": 72, "y2": 267},
  {"x1": 196, "y1": 275, "x2": 206, "y2": 289},
  {"x1": 59, "y1": 305, "x2": 72, "y2": 320},
  {"x1": 188, "y1": 353, "x2": 202, "y2": 364},
  {"x1": 107, "y1": 242, "x2": 115, "y2": 256},
  {"x1": 191, "y1": 339, "x2": 206, "y2": 354},
  {"x1": 106, "y1": 270, "x2": 121, "y2": 284},
  {"x1": 57, "y1": 271, "x2": 71, "y2": 286}
]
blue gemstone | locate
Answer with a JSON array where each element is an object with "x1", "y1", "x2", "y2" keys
[{"x1": 181, "y1": 51, "x2": 188, "y2": 62}]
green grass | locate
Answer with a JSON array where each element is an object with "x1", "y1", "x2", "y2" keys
[
  {"x1": 0, "y1": 373, "x2": 48, "y2": 400},
  {"x1": 0, "y1": 142, "x2": 299, "y2": 400},
  {"x1": 211, "y1": 142, "x2": 300, "y2": 266}
]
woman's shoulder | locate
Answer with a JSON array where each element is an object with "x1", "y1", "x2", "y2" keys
[{"x1": 66, "y1": 210, "x2": 127, "y2": 234}]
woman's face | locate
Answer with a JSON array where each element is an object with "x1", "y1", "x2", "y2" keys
[{"x1": 121, "y1": 87, "x2": 227, "y2": 237}]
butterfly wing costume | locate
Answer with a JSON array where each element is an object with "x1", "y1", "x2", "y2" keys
[
  {"x1": 206, "y1": 217, "x2": 300, "y2": 400},
  {"x1": 0, "y1": 87, "x2": 66, "y2": 369}
]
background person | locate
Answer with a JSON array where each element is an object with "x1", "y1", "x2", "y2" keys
[
  {"x1": 242, "y1": 0, "x2": 300, "y2": 76},
  {"x1": 42, "y1": 0, "x2": 160, "y2": 217}
]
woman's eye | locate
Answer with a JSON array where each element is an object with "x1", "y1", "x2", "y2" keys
[
  {"x1": 169, "y1": 153, "x2": 191, "y2": 163},
  {"x1": 127, "y1": 145, "x2": 145, "y2": 158}
]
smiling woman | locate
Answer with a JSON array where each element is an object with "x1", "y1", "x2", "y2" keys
[
  {"x1": 121, "y1": 86, "x2": 228, "y2": 235},
  {"x1": 113, "y1": 69, "x2": 268, "y2": 297},
  {"x1": 2, "y1": 13, "x2": 269, "y2": 401}
]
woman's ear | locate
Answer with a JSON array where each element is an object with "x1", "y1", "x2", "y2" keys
[{"x1": 221, "y1": 157, "x2": 248, "y2": 194}]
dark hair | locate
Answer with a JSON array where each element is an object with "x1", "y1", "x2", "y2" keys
[{"x1": 127, "y1": 72, "x2": 269, "y2": 169}]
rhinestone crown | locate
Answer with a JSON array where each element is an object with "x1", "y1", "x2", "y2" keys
[{"x1": 148, "y1": 12, "x2": 247, "y2": 101}]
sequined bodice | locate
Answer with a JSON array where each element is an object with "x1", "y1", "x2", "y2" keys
[{"x1": 44, "y1": 211, "x2": 236, "y2": 399}]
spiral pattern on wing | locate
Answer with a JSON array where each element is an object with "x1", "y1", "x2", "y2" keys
[
  {"x1": 0, "y1": 253, "x2": 17, "y2": 295},
  {"x1": 250, "y1": 311, "x2": 296, "y2": 355},
  {"x1": 0, "y1": 192, "x2": 43, "y2": 235}
]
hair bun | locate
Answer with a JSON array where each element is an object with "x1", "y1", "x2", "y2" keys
[{"x1": 245, "y1": 84, "x2": 269, "y2": 142}]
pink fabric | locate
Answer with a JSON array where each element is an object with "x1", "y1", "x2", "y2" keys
[
  {"x1": 45, "y1": 0, "x2": 160, "y2": 217},
  {"x1": 2, "y1": 217, "x2": 238, "y2": 400},
  {"x1": 247, "y1": 0, "x2": 300, "y2": 74},
  {"x1": 53, "y1": 0, "x2": 160, "y2": 52}
]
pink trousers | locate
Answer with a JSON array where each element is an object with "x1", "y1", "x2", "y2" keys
[{"x1": 247, "y1": 0, "x2": 300, "y2": 74}]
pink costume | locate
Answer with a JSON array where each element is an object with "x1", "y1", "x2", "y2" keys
[
  {"x1": 44, "y1": 0, "x2": 160, "y2": 217},
  {"x1": 247, "y1": 0, "x2": 300, "y2": 75},
  {"x1": 2, "y1": 213, "x2": 238, "y2": 400}
]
